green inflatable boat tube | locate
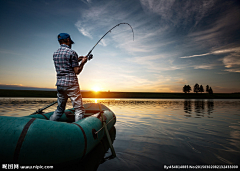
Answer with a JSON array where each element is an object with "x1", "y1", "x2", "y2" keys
[{"x1": 0, "y1": 103, "x2": 116, "y2": 164}]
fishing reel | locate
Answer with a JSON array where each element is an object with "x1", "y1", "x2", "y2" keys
[
  {"x1": 88, "y1": 54, "x2": 93, "y2": 61},
  {"x1": 86, "y1": 50, "x2": 93, "y2": 61},
  {"x1": 78, "y1": 54, "x2": 93, "y2": 62}
]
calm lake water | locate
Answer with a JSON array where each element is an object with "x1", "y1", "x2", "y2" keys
[{"x1": 0, "y1": 98, "x2": 240, "y2": 170}]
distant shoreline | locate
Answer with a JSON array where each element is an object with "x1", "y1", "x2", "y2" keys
[{"x1": 0, "y1": 89, "x2": 240, "y2": 99}]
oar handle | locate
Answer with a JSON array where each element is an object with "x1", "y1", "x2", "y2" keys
[{"x1": 31, "y1": 101, "x2": 57, "y2": 115}]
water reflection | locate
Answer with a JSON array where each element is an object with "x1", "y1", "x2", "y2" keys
[
  {"x1": 184, "y1": 100, "x2": 214, "y2": 118},
  {"x1": 0, "y1": 98, "x2": 240, "y2": 170},
  {"x1": 207, "y1": 100, "x2": 214, "y2": 116},
  {"x1": 184, "y1": 100, "x2": 192, "y2": 117},
  {"x1": 0, "y1": 98, "x2": 224, "y2": 119}
]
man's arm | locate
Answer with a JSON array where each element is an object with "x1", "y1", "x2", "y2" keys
[{"x1": 74, "y1": 57, "x2": 88, "y2": 75}]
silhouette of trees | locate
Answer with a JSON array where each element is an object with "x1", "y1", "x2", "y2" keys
[
  {"x1": 209, "y1": 87, "x2": 213, "y2": 94},
  {"x1": 183, "y1": 84, "x2": 213, "y2": 94},
  {"x1": 194, "y1": 83, "x2": 200, "y2": 93},
  {"x1": 206, "y1": 85, "x2": 213, "y2": 94},
  {"x1": 183, "y1": 85, "x2": 191, "y2": 93},
  {"x1": 187, "y1": 85, "x2": 191, "y2": 93},
  {"x1": 183, "y1": 85, "x2": 187, "y2": 93},
  {"x1": 199, "y1": 85, "x2": 204, "y2": 93},
  {"x1": 206, "y1": 85, "x2": 209, "y2": 93}
]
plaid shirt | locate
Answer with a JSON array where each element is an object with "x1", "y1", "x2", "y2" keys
[{"x1": 53, "y1": 44, "x2": 79, "y2": 86}]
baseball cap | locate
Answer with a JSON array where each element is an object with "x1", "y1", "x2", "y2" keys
[{"x1": 58, "y1": 33, "x2": 74, "y2": 44}]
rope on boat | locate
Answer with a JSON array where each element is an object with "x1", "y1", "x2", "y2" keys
[
  {"x1": 95, "y1": 116, "x2": 116, "y2": 134},
  {"x1": 97, "y1": 103, "x2": 116, "y2": 157}
]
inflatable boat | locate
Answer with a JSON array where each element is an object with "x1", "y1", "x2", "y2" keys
[{"x1": 0, "y1": 103, "x2": 116, "y2": 164}]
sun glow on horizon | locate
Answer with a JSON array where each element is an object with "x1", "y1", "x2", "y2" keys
[{"x1": 92, "y1": 86, "x2": 101, "y2": 92}]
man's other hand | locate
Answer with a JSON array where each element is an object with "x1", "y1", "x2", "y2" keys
[{"x1": 81, "y1": 56, "x2": 88, "y2": 64}]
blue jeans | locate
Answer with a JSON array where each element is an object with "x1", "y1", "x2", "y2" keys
[{"x1": 50, "y1": 85, "x2": 85, "y2": 122}]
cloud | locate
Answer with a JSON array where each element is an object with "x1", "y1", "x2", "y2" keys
[
  {"x1": 180, "y1": 47, "x2": 240, "y2": 58},
  {"x1": 175, "y1": 79, "x2": 187, "y2": 85},
  {"x1": 213, "y1": 47, "x2": 240, "y2": 55},
  {"x1": 74, "y1": 2, "x2": 134, "y2": 41},
  {"x1": 99, "y1": 39, "x2": 107, "y2": 47},
  {"x1": 193, "y1": 64, "x2": 218, "y2": 70},
  {"x1": 180, "y1": 52, "x2": 212, "y2": 59},
  {"x1": 74, "y1": 0, "x2": 240, "y2": 91},
  {"x1": 137, "y1": 0, "x2": 240, "y2": 71},
  {"x1": 187, "y1": 5, "x2": 240, "y2": 48},
  {"x1": 177, "y1": 1, "x2": 240, "y2": 74},
  {"x1": 112, "y1": 26, "x2": 174, "y2": 54},
  {"x1": 179, "y1": 47, "x2": 240, "y2": 72},
  {"x1": 139, "y1": 0, "x2": 175, "y2": 16},
  {"x1": 179, "y1": 46, "x2": 240, "y2": 72},
  {"x1": 222, "y1": 53, "x2": 240, "y2": 68},
  {"x1": 81, "y1": 0, "x2": 92, "y2": 4},
  {"x1": 128, "y1": 54, "x2": 184, "y2": 72},
  {"x1": 75, "y1": 21, "x2": 93, "y2": 39},
  {"x1": 221, "y1": 52, "x2": 240, "y2": 73},
  {"x1": 224, "y1": 68, "x2": 240, "y2": 73},
  {"x1": 139, "y1": 0, "x2": 216, "y2": 26},
  {"x1": 74, "y1": 0, "x2": 173, "y2": 54},
  {"x1": 131, "y1": 54, "x2": 165, "y2": 63}
]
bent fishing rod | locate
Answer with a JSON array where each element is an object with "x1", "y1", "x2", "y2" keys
[{"x1": 83, "y1": 23, "x2": 134, "y2": 60}]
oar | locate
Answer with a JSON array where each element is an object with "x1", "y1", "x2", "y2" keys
[
  {"x1": 31, "y1": 101, "x2": 57, "y2": 115},
  {"x1": 98, "y1": 103, "x2": 116, "y2": 157}
]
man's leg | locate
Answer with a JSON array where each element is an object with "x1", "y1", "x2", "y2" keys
[
  {"x1": 68, "y1": 85, "x2": 85, "y2": 122},
  {"x1": 50, "y1": 86, "x2": 68, "y2": 121}
]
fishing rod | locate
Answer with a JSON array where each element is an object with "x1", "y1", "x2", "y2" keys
[{"x1": 84, "y1": 23, "x2": 134, "y2": 60}]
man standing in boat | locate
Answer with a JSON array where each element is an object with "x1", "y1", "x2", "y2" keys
[{"x1": 50, "y1": 33, "x2": 88, "y2": 122}]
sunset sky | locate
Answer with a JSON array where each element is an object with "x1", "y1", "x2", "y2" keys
[{"x1": 0, "y1": 0, "x2": 240, "y2": 93}]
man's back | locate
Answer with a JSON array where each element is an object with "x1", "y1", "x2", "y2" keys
[{"x1": 53, "y1": 44, "x2": 79, "y2": 86}]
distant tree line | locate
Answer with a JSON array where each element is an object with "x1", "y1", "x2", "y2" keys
[{"x1": 183, "y1": 84, "x2": 213, "y2": 94}]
